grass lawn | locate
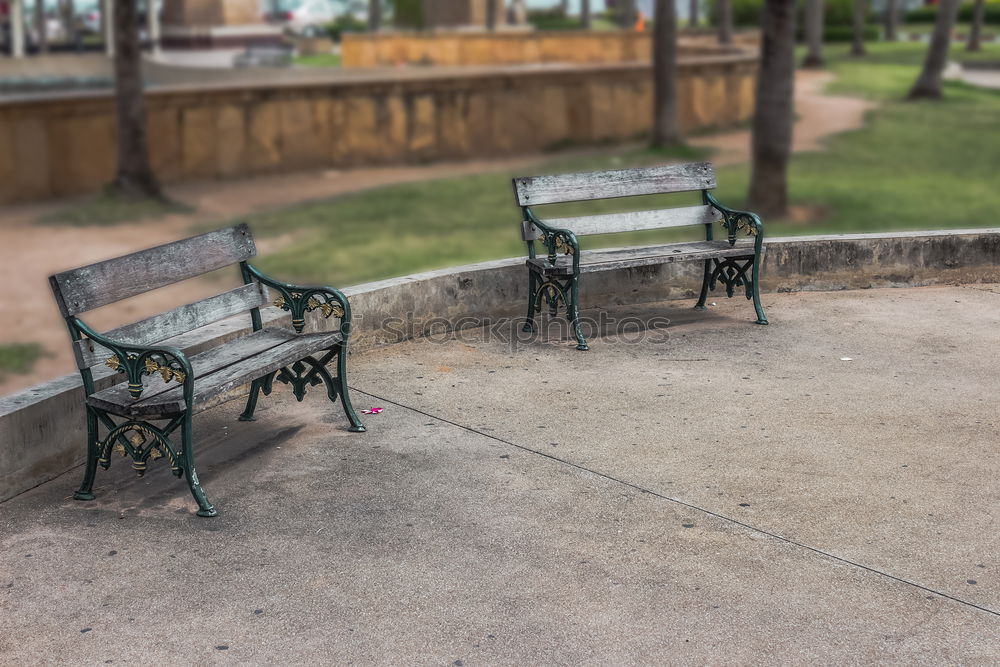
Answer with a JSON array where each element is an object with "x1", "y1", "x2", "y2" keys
[
  {"x1": 293, "y1": 53, "x2": 342, "y2": 67},
  {"x1": 43, "y1": 190, "x2": 192, "y2": 226},
  {"x1": 0, "y1": 344, "x2": 43, "y2": 381},
  {"x1": 245, "y1": 41, "x2": 1000, "y2": 286}
]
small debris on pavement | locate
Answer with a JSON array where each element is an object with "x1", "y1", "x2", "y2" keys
[{"x1": 362, "y1": 407, "x2": 384, "y2": 414}]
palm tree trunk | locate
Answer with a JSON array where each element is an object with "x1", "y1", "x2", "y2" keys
[
  {"x1": 717, "y1": 0, "x2": 733, "y2": 44},
  {"x1": 884, "y1": 0, "x2": 898, "y2": 41},
  {"x1": 61, "y1": 0, "x2": 77, "y2": 47},
  {"x1": 908, "y1": 0, "x2": 960, "y2": 99},
  {"x1": 622, "y1": 0, "x2": 637, "y2": 28},
  {"x1": 689, "y1": 0, "x2": 699, "y2": 28},
  {"x1": 967, "y1": 0, "x2": 985, "y2": 51},
  {"x1": 111, "y1": 0, "x2": 160, "y2": 198},
  {"x1": 802, "y1": 0, "x2": 824, "y2": 67},
  {"x1": 368, "y1": 0, "x2": 381, "y2": 31},
  {"x1": 486, "y1": 0, "x2": 497, "y2": 30},
  {"x1": 34, "y1": 0, "x2": 48, "y2": 52},
  {"x1": 748, "y1": 0, "x2": 796, "y2": 219},
  {"x1": 581, "y1": 0, "x2": 591, "y2": 28},
  {"x1": 851, "y1": 0, "x2": 867, "y2": 56},
  {"x1": 652, "y1": 0, "x2": 681, "y2": 146}
]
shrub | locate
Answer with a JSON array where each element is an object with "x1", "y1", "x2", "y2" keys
[
  {"x1": 824, "y1": 0, "x2": 874, "y2": 26},
  {"x1": 904, "y1": 5, "x2": 938, "y2": 23},
  {"x1": 394, "y1": 0, "x2": 424, "y2": 28},
  {"x1": 712, "y1": 0, "x2": 871, "y2": 27},
  {"x1": 527, "y1": 8, "x2": 580, "y2": 30},
  {"x1": 822, "y1": 24, "x2": 879, "y2": 41},
  {"x1": 324, "y1": 14, "x2": 366, "y2": 42},
  {"x1": 906, "y1": 1, "x2": 1000, "y2": 25},
  {"x1": 732, "y1": 0, "x2": 764, "y2": 26}
]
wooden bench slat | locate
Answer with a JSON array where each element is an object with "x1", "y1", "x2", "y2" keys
[
  {"x1": 523, "y1": 205, "x2": 722, "y2": 240},
  {"x1": 50, "y1": 224, "x2": 256, "y2": 316},
  {"x1": 513, "y1": 163, "x2": 716, "y2": 207},
  {"x1": 526, "y1": 240, "x2": 757, "y2": 275},
  {"x1": 73, "y1": 283, "x2": 270, "y2": 370},
  {"x1": 88, "y1": 328, "x2": 343, "y2": 417}
]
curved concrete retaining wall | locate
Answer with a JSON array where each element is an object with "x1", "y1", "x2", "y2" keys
[
  {"x1": 0, "y1": 54, "x2": 756, "y2": 205},
  {"x1": 2, "y1": 228, "x2": 999, "y2": 502}
]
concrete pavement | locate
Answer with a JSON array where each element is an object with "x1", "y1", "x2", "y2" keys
[{"x1": 1, "y1": 286, "x2": 998, "y2": 663}]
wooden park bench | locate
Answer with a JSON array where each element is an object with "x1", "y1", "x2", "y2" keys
[
  {"x1": 513, "y1": 162, "x2": 769, "y2": 350},
  {"x1": 49, "y1": 224, "x2": 365, "y2": 517}
]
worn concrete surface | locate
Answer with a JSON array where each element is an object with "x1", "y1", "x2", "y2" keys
[{"x1": 1, "y1": 286, "x2": 998, "y2": 663}]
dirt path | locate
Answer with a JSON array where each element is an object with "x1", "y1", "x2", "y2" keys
[
  {"x1": 690, "y1": 70, "x2": 876, "y2": 165},
  {"x1": 0, "y1": 69, "x2": 877, "y2": 397}
]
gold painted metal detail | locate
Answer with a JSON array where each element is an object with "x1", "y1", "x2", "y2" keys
[
  {"x1": 727, "y1": 215, "x2": 758, "y2": 236},
  {"x1": 274, "y1": 295, "x2": 286, "y2": 309},
  {"x1": 554, "y1": 236, "x2": 574, "y2": 255},
  {"x1": 306, "y1": 296, "x2": 344, "y2": 319},
  {"x1": 105, "y1": 353, "x2": 137, "y2": 372},
  {"x1": 143, "y1": 358, "x2": 186, "y2": 384}
]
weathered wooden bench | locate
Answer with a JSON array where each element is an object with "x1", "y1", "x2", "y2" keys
[
  {"x1": 513, "y1": 162, "x2": 768, "y2": 350},
  {"x1": 49, "y1": 224, "x2": 365, "y2": 517}
]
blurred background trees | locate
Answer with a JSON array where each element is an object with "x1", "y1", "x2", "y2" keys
[
  {"x1": 110, "y1": 0, "x2": 160, "y2": 199},
  {"x1": 802, "y1": 0, "x2": 824, "y2": 66},
  {"x1": 909, "y1": 0, "x2": 960, "y2": 98},
  {"x1": 652, "y1": 0, "x2": 680, "y2": 146},
  {"x1": 748, "y1": 0, "x2": 796, "y2": 218}
]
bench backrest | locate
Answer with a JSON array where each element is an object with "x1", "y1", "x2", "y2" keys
[
  {"x1": 513, "y1": 162, "x2": 722, "y2": 240},
  {"x1": 49, "y1": 224, "x2": 268, "y2": 370}
]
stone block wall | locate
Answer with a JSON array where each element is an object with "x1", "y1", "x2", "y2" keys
[
  {"x1": 0, "y1": 54, "x2": 757, "y2": 204},
  {"x1": 341, "y1": 30, "x2": 753, "y2": 67}
]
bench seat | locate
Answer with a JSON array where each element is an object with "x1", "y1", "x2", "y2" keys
[
  {"x1": 526, "y1": 239, "x2": 757, "y2": 276},
  {"x1": 88, "y1": 328, "x2": 344, "y2": 418}
]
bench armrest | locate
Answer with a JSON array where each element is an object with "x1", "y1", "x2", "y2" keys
[
  {"x1": 705, "y1": 192, "x2": 765, "y2": 246},
  {"x1": 524, "y1": 208, "x2": 581, "y2": 267},
  {"x1": 244, "y1": 263, "x2": 353, "y2": 336},
  {"x1": 74, "y1": 319, "x2": 194, "y2": 402}
]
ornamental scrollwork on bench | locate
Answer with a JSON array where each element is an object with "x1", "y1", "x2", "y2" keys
[
  {"x1": 532, "y1": 277, "x2": 572, "y2": 317},
  {"x1": 540, "y1": 232, "x2": 575, "y2": 256},
  {"x1": 98, "y1": 420, "x2": 184, "y2": 478},
  {"x1": 104, "y1": 351, "x2": 188, "y2": 398},
  {"x1": 709, "y1": 257, "x2": 756, "y2": 300},
  {"x1": 273, "y1": 292, "x2": 346, "y2": 333},
  {"x1": 720, "y1": 212, "x2": 759, "y2": 241}
]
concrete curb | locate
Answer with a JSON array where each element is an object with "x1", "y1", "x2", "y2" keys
[{"x1": 2, "y1": 228, "x2": 999, "y2": 502}]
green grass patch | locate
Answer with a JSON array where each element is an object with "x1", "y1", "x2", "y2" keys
[
  {"x1": 0, "y1": 343, "x2": 43, "y2": 380},
  {"x1": 42, "y1": 190, "x2": 192, "y2": 226},
  {"x1": 293, "y1": 53, "x2": 342, "y2": 67},
  {"x1": 245, "y1": 42, "x2": 1000, "y2": 285},
  {"x1": 250, "y1": 144, "x2": 710, "y2": 286}
]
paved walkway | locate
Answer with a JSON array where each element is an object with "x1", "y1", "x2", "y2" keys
[
  {"x1": 960, "y1": 67, "x2": 1000, "y2": 89},
  {"x1": 1, "y1": 286, "x2": 997, "y2": 662}
]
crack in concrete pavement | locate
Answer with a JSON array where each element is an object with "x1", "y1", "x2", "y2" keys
[{"x1": 350, "y1": 387, "x2": 1000, "y2": 621}]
